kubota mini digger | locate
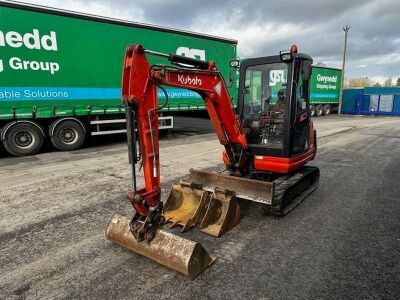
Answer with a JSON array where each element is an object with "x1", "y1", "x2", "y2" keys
[{"x1": 106, "y1": 44, "x2": 319, "y2": 278}]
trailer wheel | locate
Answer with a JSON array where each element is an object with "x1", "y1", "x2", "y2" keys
[
  {"x1": 310, "y1": 105, "x2": 316, "y2": 117},
  {"x1": 50, "y1": 120, "x2": 86, "y2": 151},
  {"x1": 3, "y1": 122, "x2": 44, "y2": 156},
  {"x1": 323, "y1": 104, "x2": 332, "y2": 116},
  {"x1": 315, "y1": 104, "x2": 324, "y2": 117}
]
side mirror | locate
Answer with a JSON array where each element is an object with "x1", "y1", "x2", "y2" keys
[
  {"x1": 301, "y1": 61, "x2": 312, "y2": 81},
  {"x1": 226, "y1": 70, "x2": 236, "y2": 88}
]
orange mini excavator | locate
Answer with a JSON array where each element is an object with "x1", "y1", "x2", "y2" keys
[{"x1": 106, "y1": 44, "x2": 319, "y2": 278}]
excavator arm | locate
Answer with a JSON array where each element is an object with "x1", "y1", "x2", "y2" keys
[{"x1": 121, "y1": 44, "x2": 246, "y2": 241}]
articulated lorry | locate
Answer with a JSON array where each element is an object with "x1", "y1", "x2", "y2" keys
[
  {"x1": 0, "y1": 1, "x2": 237, "y2": 156},
  {"x1": 0, "y1": 2, "x2": 340, "y2": 157}
]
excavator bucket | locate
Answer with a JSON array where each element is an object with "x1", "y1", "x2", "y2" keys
[
  {"x1": 105, "y1": 214, "x2": 214, "y2": 279},
  {"x1": 200, "y1": 188, "x2": 240, "y2": 237},
  {"x1": 163, "y1": 181, "x2": 241, "y2": 237},
  {"x1": 163, "y1": 182, "x2": 210, "y2": 232}
]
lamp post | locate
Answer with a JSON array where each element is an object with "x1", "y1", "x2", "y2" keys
[{"x1": 338, "y1": 25, "x2": 350, "y2": 115}]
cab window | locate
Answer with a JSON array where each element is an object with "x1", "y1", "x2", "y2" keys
[{"x1": 243, "y1": 63, "x2": 289, "y2": 117}]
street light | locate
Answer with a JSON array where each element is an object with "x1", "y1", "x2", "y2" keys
[{"x1": 338, "y1": 25, "x2": 350, "y2": 115}]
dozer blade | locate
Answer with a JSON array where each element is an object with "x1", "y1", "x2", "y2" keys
[
  {"x1": 189, "y1": 169, "x2": 275, "y2": 205},
  {"x1": 105, "y1": 214, "x2": 214, "y2": 279},
  {"x1": 189, "y1": 166, "x2": 319, "y2": 216},
  {"x1": 163, "y1": 181, "x2": 210, "y2": 232},
  {"x1": 200, "y1": 188, "x2": 240, "y2": 237}
]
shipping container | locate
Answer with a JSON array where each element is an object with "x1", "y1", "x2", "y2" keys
[
  {"x1": 0, "y1": 1, "x2": 237, "y2": 156},
  {"x1": 342, "y1": 87, "x2": 400, "y2": 116}
]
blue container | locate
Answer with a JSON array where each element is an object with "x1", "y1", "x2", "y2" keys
[
  {"x1": 342, "y1": 87, "x2": 400, "y2": 116},
  {"x1": 364, "y1": 87, "x2": 400, "y2": 95},
  {"x1": 342, "y1": 88, "x2": 364, "y2": 114}
]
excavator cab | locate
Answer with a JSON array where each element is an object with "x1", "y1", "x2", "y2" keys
[{"x1": 236, "y1": 47, "x2": 316, "y2": 174}]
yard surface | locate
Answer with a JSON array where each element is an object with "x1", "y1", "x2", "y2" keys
[{"x1": 1, "y1": 115, "x2": 399, "y2": 299}]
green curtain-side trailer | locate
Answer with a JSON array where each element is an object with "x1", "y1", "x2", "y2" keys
[
  {"x1": 0, "y1": 1, "x2": 237, "y2": 156},
  {"x1": 309, "y1": 66, "x2": 342, "y2": 117},
  {"x1": 237, "y1": 63, "x2": 342, "y2": 117}
]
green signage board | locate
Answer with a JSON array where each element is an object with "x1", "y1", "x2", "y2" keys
[{"x1": 310, "y1": 66, "x2": 342, "y2": 104}]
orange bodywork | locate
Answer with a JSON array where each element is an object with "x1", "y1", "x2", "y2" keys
[
  {"x1": 222, "y1": 121, "x2": 316, "y2": 174},
  {"x1": 253, "y1": 147, "x2": 315, "y2": 173}
]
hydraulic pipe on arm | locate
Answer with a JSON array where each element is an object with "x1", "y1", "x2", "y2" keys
[{"x1": 121, "y1": 44, "x2": 164, "y2": 242}]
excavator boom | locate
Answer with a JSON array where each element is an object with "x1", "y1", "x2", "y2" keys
[{"x1": 122, "y1": 44, "x2": 248, "y2": 218}]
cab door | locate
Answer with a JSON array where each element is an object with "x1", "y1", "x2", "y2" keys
[{"x1": 290, "y1": 60, "x2": 312, "y2": 156}]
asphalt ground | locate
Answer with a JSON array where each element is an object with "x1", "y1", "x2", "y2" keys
[{"x1": 1, "y1": 115, "x2": 399, "y2": 299}]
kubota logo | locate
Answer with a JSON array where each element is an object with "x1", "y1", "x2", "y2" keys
[{"x1": 177, "y1": 74, "x2": 202, "y2": 85}]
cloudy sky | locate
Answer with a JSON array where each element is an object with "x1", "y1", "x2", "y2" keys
[{"x1": 24, "y1": 0, "x2": 400, "y2": 84}]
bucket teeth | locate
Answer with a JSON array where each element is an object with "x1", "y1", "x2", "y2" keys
[
  {"x1": 163, "y1": 181, "x2": 211, "y2": 232},
  {"x1": 200, "y1": 188, "x2": 240, "y2": 237}
]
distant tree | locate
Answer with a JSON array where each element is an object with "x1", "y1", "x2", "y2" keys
[
  {"x1": 347, "y1": 77, "x2": 374, "y2": 87},
  {"x1": 373, "y1": 81, "x2": 381, "y2": 87},
  {"x1": 396, "y1": 77, "x2": 400, "y2": 86},
  {"x1": 383, "y1": 77, "x2": 392, "y2": 87}
]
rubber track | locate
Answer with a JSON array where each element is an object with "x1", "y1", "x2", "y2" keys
[{"x1": 269, "y1": 166, "x2": 320, "y2": 216}]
